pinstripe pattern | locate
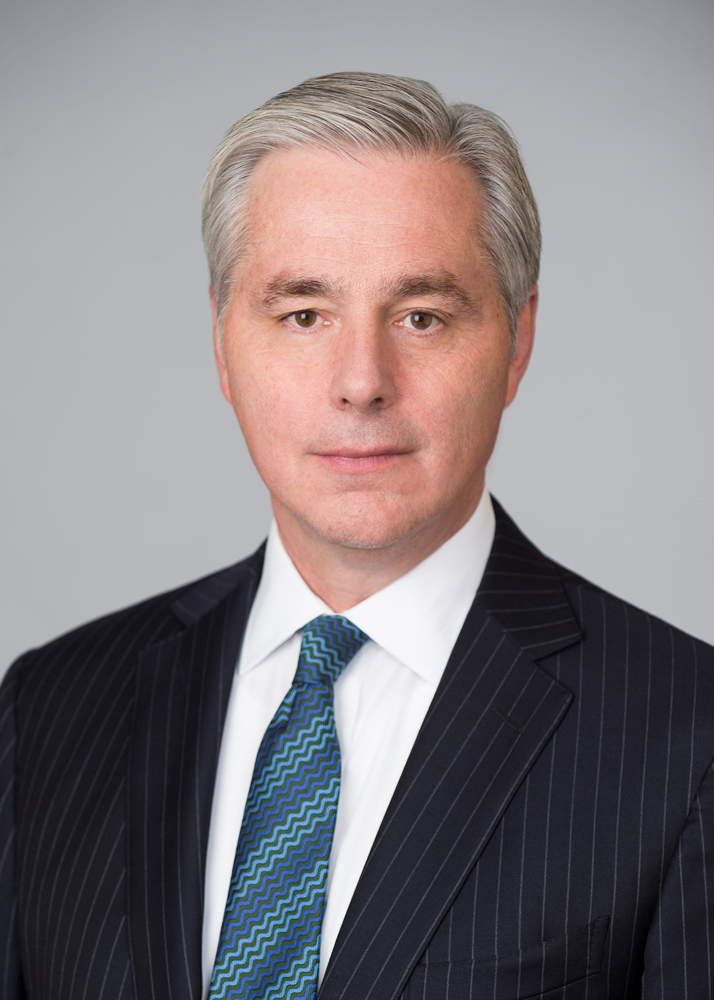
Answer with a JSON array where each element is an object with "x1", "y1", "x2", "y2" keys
[
  {"x1": 1, "y1": 498, "x2": 713, "y2": 999},
  {"x1": 319, "y1": 501, "x2": 714, "y2": 1000},
  {"x1": 0, "y1": 558, "x2": 261, "y2": 1000}
]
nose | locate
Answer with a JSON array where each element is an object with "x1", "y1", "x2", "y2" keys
[{"x1": 330, "y1": 322, "x2": 396, "y2": 413}]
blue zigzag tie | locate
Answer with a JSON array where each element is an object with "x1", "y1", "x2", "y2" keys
[{"x1": 208, "y1": 614, "x2": 370, "y2": 1000}]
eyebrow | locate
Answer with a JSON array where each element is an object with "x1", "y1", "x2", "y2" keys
[
  {"x1": 382, "y1": 272, "x2": 478, "y2": 313},
  {"x1": 260, "y1": 276, "x2": 344, "y2": 309},
  {"x1": 257, "y1": 270, "x2": 479, "y2": 314}
]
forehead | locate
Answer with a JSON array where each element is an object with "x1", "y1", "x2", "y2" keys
[{"x1": 239, "y1": 147, "x2": 487, "y2": 282}]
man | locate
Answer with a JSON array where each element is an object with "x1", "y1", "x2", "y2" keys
[{"x1": 1, "y1": 71, "x2": 712, "y2": 1000}]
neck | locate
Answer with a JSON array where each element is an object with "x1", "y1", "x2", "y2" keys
[{"x1": 272, "y1": 489, "x2": 484, "y2": 612}]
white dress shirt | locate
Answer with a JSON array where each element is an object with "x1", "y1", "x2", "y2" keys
[{"x1": 201, "y1": 491, "x2": 496, "y2": 997}]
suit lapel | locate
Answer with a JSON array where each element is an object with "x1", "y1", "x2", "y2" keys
[
  {"x1": 126, "y1": 550, "x2": 263, "y2": 1000},
  {"x1": 476, "y1": 498, "x2": 584, "y2": 659},
  {"x1": 319, "y1": 499, "x2": 583, "y2": 1000}
]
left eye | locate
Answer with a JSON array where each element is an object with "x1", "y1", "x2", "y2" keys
[{"x1": 404, "y1": 311, "x2": 438, "y2": 331}]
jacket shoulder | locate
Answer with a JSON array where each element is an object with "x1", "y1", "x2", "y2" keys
[
  {"x1": 6, "y1": 547, "x2": 264, "y2": 695},
  {"x1": 559, "y1": 563, "x2": 714, "y2": 664},
  {"x1": 487, "y1": 496, "x2": 714, "y2": 671}
]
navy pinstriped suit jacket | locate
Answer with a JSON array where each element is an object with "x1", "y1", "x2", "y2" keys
[{"x1": 2, "y1": 499, "x2": 714, "y2": 999}]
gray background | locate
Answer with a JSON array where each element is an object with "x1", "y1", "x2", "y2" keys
[{"x1": 2, "y1": 0, "x2": 713, "y2": 677}]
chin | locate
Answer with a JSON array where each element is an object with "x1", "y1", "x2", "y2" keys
[{"x1": 298, "y1": 492, "x2": 433, "y2": 551}]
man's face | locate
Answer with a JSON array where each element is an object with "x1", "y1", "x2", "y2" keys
[{"x1": 214, "y1": 148, "x2": 535, "y2": 552}]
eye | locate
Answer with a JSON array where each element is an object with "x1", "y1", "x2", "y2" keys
[
  {"x1": 290, "y1": 310, "x2": 319, "y2": 328},
  {"x1": 403, "y1": 311, "x2": 439, "y2": 332}
]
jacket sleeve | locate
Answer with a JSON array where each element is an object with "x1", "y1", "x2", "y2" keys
[
  {"x1": 0, "y1": 658, "x2": 27, "y2": 1000},
  {"x1": 642, "y1": 758, "x2": 714, "y2": 997}
]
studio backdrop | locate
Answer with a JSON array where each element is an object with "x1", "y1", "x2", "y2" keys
[{"x1": 2, "y1": 0, "x2": 712, "y2": 675}]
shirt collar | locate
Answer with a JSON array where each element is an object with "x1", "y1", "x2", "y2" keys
[{"x1": 238, "y1": 491, "x2": 495, "y2": 686}]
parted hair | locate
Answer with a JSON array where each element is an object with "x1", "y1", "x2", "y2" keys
[{"x1": 201, "y1": 71, "x2": 541, "y2": 342}]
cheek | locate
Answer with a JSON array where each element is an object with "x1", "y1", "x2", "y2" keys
[
  {"x1": 416, "y1": 352, "x2": 509, "y2": 459},
  {"x1": 227, "y1": 357, "x2": 313, "y2": 467}
]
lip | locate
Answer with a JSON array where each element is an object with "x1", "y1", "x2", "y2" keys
[{"x1": 313, "y1": 448, "x2": 411, "y2": 472}]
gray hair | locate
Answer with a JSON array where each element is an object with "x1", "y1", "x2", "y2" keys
[{"x1": 201, "y1": 72, "x2": 540, "y2": 344}]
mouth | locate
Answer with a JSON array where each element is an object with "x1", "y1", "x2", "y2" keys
[{"x1": 313, "y1": 447, "x2": 412, "y2": 472}]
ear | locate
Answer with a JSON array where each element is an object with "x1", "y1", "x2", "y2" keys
[
  {"x1": 505, "y1": 285, "x2": 537, "y2": 407},
  {"x1": 211, "y1": 287, "x2": 233, "y2": 406}
]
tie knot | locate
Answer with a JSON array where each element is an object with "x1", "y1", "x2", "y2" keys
[{"x1": 295, "y1": 615, "x2": 370, "y2": 686}]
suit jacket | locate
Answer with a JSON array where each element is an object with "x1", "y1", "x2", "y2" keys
[{"x1": 2, "y1": 499, "x2": 713, "y2": 1000}]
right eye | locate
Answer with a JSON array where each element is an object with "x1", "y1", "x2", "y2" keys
[{"x1": 289, "y1": 310, "x2": 320, "y2": 328}]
